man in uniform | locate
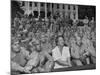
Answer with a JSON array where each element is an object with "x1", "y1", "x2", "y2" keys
[
  {"x1": 11, "y1": 41, "x2": 30, "y2": 74},
  {"x1": 24, "y1": 39, "x2": 54, "y2": 73}
]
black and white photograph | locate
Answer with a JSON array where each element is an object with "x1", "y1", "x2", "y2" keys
[{"x1": 11, "y1": 0, "x2": 96, "y2": 74}]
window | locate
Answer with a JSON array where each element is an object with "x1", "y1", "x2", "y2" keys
[
  {"x1": 47, "y1": 3, "x2": 49, "y2": 7},
  {"x1": 34, "y1": 11, "x2": 38, "y2": 18},
  {"x1": 34, "y1": 2, "x2": 37, "y2": 7},
  {"x1": 47, "y1": 12, "x2": 51, "y2": 18},
  {"x1": 73, "y1": 6, "x2": 75, "y2": 10},
  {"x1": 30, "y1": 2, "x2": 32, "y2": 7},
  {"x1": 22, "y1": 2, "x2": 24, "y2": 6},
  {"x1": 40, "y1": 11, "x2": 45, "y2": 18},
  {"x1": 41, "y1": 3, "x2": 44, "y2": 7},
  {"x1": 68, "y1": 5, "x2": 70, "y2": 10},
  {"x1": 63, "y1": 5, "x2": 65, "y2": 9},
  {"x1": 52, "y1": 4, "x2": 54, "y2": 8},
  {"x1": 57, "y1": 4, "x2": 59, "y2": 9},
  {"x1": 47, "y1": 3, "x2": 50, "y2": 8}
]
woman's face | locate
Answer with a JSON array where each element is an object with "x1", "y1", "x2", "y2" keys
[{"x1": 58, "y1": 37, "x2": 64, "y2": 46}]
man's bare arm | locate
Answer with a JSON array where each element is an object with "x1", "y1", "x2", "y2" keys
[
  {"x1": 11, "y1": 61, "x2": 24, "y2": 72},
  {"x1": 55, "y1": 58, "x2": 71, "y2": 66},
  {"x1": 44, "y1": 51, "x2": 54, "y2": 71}
]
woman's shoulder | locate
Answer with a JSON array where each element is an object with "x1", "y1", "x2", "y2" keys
[
  {"x1": 52, "y1": 46, "x2": 59, "y2": 52},
  {"x1": 63, "y1": 46, "x2": 69, "y2": 50}
]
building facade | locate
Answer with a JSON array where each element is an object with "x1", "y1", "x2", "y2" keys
[{"x1": 20, "y1": 1, "x2": 78, "y2": 21}]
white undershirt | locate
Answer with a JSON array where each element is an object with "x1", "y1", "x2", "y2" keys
[{"x1": 52, "y1": 46, "x2": 70, "y2": 69}]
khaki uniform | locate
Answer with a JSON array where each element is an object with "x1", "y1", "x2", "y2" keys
[
  {"x1": 81, "y1": 37, "x2": 96, "y2": 64},
  {"x1": 24, "y1": 51, "x2": 39, "y2": 71},
  {"x1": 11, "y1": 47, "x2": 29, "y2": 71},
  {"x1": 71, "y1": 42, "x2": 83, "y2": 66},
  {"x1": 41, "y1": 42, "x2": 52, "y2": 54}
]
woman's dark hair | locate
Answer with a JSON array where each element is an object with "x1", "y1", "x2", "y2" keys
[{"x1": 55, "y1": 35, "x2": 64, "y2": 45}]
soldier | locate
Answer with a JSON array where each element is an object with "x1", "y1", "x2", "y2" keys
[
  {"x1": 24, "y1": 39, "x2": 54, "y2": 73},
  {"x1": 70, "y1": 36, "x2": 83, "y2": 66},
  {"x1": 11, "y1": 41, "x2": 30, "y2": 74},
  {"x1": 81, "y1": 35, "x2": 96, "y2": 64},
  {"x1": 40, "y1": 34, "x2": 52, "y2": 54}
]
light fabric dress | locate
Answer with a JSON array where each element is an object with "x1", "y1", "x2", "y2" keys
[{"x1": 52, "y1": 46, "x2": 70, "y2": 69}]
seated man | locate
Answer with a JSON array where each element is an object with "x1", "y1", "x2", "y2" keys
[
  {"x1": 40, "y1": 34, "x2": 52, "y2": 54},
  {"x1": 11, "y1": 41, "x2": 30, "y2": 73},
  {"x1": 24, "y1": 39, "x2": 54, "y2": 73},
  {"x1": 74, "y1": 32, "x2": 91, "y2": 65},
  {"x1": 52, "y1": 36, "x2": 72, "y2": 69},
  {"x1": 23, "y1": 39, "x2": 40, "y2": 73},
  {"x1": 35, "y1": 40, "x2": 54, "y2": 72},
  {"x1": 81, "y1": 35, "x2": 96, "y2": 64},
  {"x1": 70, "y1": 37, "x2": 83, "y2": 66}
]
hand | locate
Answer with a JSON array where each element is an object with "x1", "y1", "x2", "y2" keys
[
  {"x1": 83, "y1": 52, "x2": 89, "y2": 57},
  {"x1": 38, "y1": 67, "x2": 45, "y2": 72},
  {"x1": 23, "y1": 68, "x2": 31, "y2": 73}
]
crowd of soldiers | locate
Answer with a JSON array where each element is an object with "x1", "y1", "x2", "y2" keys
[{"x1": 11, "y1": 13, "x2": 96, "y2": 74}]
